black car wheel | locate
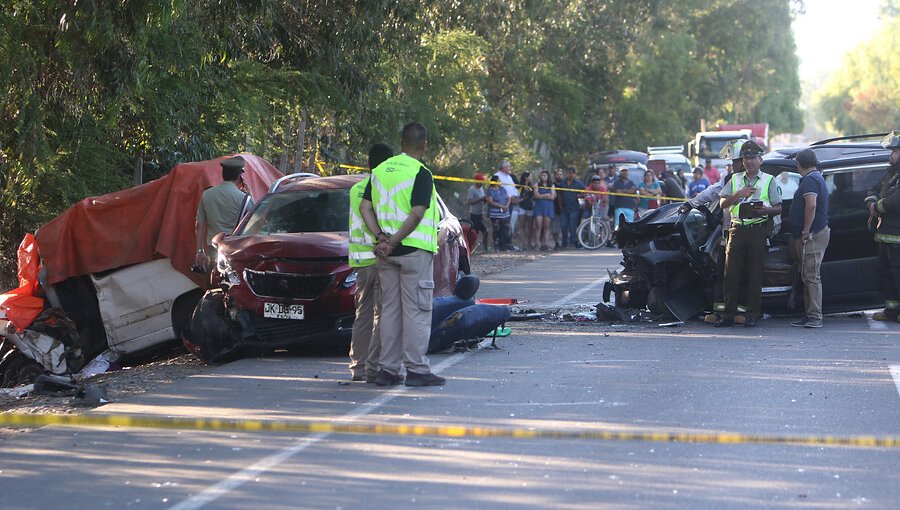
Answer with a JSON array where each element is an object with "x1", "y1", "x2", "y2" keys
[{"x1": 187, "y1": 289, "x2": 242, "y2": 363}]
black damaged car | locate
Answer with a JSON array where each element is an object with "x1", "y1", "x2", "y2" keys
[{"x1": 603, "y1": 134, "x2": 892, "y2": 321}]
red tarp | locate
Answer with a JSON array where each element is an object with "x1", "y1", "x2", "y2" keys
[
  {"x1": 0, "y1": 233, "x2": 44, "y2": 330},
  {"x1": 35, "y1": 154, "x2": 283, "y2": 287}
]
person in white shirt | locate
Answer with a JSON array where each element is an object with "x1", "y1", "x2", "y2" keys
[{"x1": 494, "y1": 160, "x2": 521, "y2": 240}]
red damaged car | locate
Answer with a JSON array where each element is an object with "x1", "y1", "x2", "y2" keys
[{"x1": 185, "y1": 173, "x2": 471, "y2": 361}]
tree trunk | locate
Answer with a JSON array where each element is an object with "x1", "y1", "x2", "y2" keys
[
  {"x1": 307, "y1": 133, "x2": 318, "y2": 174},
  {"x1": 294, "y1": 109, "x2": 307, "y2": 174},
  {"x1": 279, "y1": 116, "x2": 292, "y2": 174},
  {"x1": 133, "y1": 154, "x2": 143, "y2": 186}
]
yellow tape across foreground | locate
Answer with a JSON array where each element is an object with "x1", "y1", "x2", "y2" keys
[{"x1": 1, "y1": 413, "x2": 898, "y2": 448}]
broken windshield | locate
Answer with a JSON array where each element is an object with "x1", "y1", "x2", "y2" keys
[{"x1": 238, "y1": 189, "x2": 351, "y2": 235}]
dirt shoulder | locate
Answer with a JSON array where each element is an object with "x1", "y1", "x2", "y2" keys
[{"x1": 0, "y1": 250, "x2": 548, "y2": 434}]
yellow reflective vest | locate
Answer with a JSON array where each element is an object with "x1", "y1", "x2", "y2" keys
[
  {"x1": 348, "y1": 178, "x2": 376, "y2": 268},
  {"x1": 370, "y1": 154, "x2": 438, "y2": 253},
  {"x1": 729, "y1": 171, "x2": 774, "y2": 226}
]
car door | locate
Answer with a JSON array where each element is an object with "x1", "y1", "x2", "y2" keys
[{"x1": 820, "y1": 164, "x2": 886, "y2": 310}]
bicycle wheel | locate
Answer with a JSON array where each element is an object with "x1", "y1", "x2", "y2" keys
[{"x1": 577, "y1": 217, "x2": 609, "y2": 250}]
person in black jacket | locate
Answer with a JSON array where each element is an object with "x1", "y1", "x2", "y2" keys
[
  {"x1": 867, "y1": 131, "x2": 900, "y2": 322},
  {"x1": 660, "y1": 164, "x2": 685, "y2": 204}
]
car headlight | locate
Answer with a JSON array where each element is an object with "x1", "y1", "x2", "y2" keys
[
  {"x1": 216, "y1": 253, "x2": 241, "y2": 286},
  {"x1": 343, "y1": 270, "x2": 358, "y2": 288}
]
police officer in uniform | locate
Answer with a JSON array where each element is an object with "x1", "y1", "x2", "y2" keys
[
  {"x1": 867, "y1": 131, "x2": 900, "y2": 322},
  {"x1": 716, "y1": 140, "x2": 782, "y2": 327},
  {"x1": 194, "y1": 156, "x2": 252, "y2": 273},
  {"x1": 359, "y1": 122, "x2": 445, "y2": 387},
  {"x1": 347, "y1": 143, "x2": 394, "y2": 382},
  {"x1": 686, "y1": 140, "x2": 745, "y2": 322}
]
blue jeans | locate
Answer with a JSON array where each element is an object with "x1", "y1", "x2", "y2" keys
[{"x1": 561, "y1": 209, "x2": 580, "y2": 247}]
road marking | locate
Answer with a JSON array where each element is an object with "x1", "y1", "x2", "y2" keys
[
  {"x1": 482, "y1": 400, "x2": 625, "y2": 407},
  {"x1": 551, "y1": 276, "x2": 609, "y2": 307},
  {"x1": 890, "y1": 365, "x2": 900, "y2": 400},
  {"x1": 169, "y1": 343, "x2": 485, "y2": 510},
  {"x1": 867, "y1": 314, "x2": 888, "y2": 330}
]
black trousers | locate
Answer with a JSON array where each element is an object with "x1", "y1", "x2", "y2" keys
[
  {"x1": 723, "y1": 224, "x2": 767, "y2": 320},
  {"x1": 879, "y1": 242, "x2": 900, "y2": 313}
]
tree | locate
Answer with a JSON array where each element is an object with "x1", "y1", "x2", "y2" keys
[{"x1": 814, "y1": 14, "x2": 900, "y2": 134}]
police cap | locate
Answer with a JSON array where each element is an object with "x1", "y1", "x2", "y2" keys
[
  {"x1": 221, "y1": 156, "x2": 246, "y2": 171},
  {"x1": 739, "y1": 140, "x2": 764, "y2": 158}
]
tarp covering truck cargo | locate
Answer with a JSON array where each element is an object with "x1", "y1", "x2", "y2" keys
[{"x1": 0, "y1": 155, "x2": 281, "y2": 386}]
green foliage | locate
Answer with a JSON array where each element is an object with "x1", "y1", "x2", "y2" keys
[
  {"x1": 0, "y1": 0, "x2": 805, "y2": 288},
  {"x1": 814, "y1": 15, "x2": 900, "y2": 135}
]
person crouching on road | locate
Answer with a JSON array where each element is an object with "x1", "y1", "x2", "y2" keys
[
  {"x1": 485, "y1": 175, "x2": 512, "y2": 251},
  {"x1": 348, "y1": 143, "x2": 395, "y2": 382},
  {"x1": 789, "y1": 149, "x2": 830, "y2": 329},
  {"x1": 867, "y1": 131, "x2": 900, "y2": 322},
  {"x1": 359, "y1": 122, "x2": 445, "y2": 387},
  {"x1": 716, "y1": 140, "x2": 782, "y2": 328}
]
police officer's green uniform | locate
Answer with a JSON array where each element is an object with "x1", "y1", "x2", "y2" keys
[{"x1": 718, "y1": 144, "x2": 782, "y2": 325}]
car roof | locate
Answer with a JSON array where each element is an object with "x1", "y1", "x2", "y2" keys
[
  {"x1": 589, "y1": 150, "x2": 649, "y2": 165},
  {"x1": 761, "y1": 134, "x2": 891, "y2": 175},
  {"x1": 274, "y1": 173, "x2": 366, "y2": 193},
  {"x1": 648, "y1": 153, "x2": 690, "y2": 164}
]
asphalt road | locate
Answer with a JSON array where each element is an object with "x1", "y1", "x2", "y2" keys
[{"x1": 2, "y1": 249, "x2": 899, "y2": 509}]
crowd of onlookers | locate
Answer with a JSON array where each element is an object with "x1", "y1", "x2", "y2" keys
[{"x1": 466, "y1": 160, "x2": 718, "y2": 253}]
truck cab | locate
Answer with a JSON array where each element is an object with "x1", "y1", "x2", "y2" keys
[{"x1": 687, "y1": 130, "x2": 751, "y2": 174}]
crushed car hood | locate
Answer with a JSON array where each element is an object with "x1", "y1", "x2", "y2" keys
[
  {"x1": 217, "y1": 232, "x2": 348, "y2": 262},
  {"x1": 615, "y1": 203, "x2": 684, "y2": 247}
]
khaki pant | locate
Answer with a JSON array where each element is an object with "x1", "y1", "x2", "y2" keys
[
  {"x1": 723, "y1": 223, "x2": 767, "y2": 320},
  {"x1": 792, "y1": 228, "x2": 830, "y2": 320},
  {"x1": 349, "y1": 265, "x2": 381, "y2": 378},
  {"x1": 376, "y1": 249, "x2": 434, "y2": 375}
]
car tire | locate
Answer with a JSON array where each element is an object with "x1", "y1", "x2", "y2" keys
[
  {"x1": 187, "y1": 289, "x2": 240, "y2": 363},
  {"x1": 172, "y1": 288, "x2": 204, "y2": 340}
]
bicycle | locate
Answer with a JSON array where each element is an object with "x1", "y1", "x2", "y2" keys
[{"x1": 576, "y1": 201, "x2": 611, "y2": 250}]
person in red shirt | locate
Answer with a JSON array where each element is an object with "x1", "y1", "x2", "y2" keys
[
  {"x1": 703, "y1": 160, "x2": 720, "y2": 184},
  {"x1": 583, "y1": 175, "x2": 608, "y2": 219}
]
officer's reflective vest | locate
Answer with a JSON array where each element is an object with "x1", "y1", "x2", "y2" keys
[
  {"x1": 370, "y1": 154, "x2": 438, "y2": 253},
  {"x1": 348, "y1": 178, "x2": 376, "y2": 268},
  {"x1": 729, "y1": 171, "x2": 773, "y2": 226}
]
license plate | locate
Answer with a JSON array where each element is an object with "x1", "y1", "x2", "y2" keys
[{"x1": 264, "y1": 302, "x2": 304, "y2": 320}]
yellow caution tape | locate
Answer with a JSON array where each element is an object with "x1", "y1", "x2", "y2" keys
[
  {"x1": 1, "y1": 413, "x2": 897, "y2": 448},
  {"x1": 432, "y1": 174, "x2": 685, "y2": 202},
  {"x1": 312, "y1": 155, "x2": 684, "y2": 201}
]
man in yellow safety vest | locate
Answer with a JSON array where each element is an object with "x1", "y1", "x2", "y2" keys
[
  {"x1": 347, "y1": 143, "x2": 394, "y2": 382},
  {"x1": 359, "y1": 122, "x2": 445, "y2": 387}
]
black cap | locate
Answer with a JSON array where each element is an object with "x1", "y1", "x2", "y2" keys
[
  {"x1": 591, "y1": 175, "x2": 602, "y2": 181},
  {"x1": 220, "y1": 156, "x2": 245, "y2": 181},
  {"x1": 221, "y1": 156, "x2": 245, "y2": 171},
  {"x1": 740, "y1": 140, "x2": 764, "y2": 158}
]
